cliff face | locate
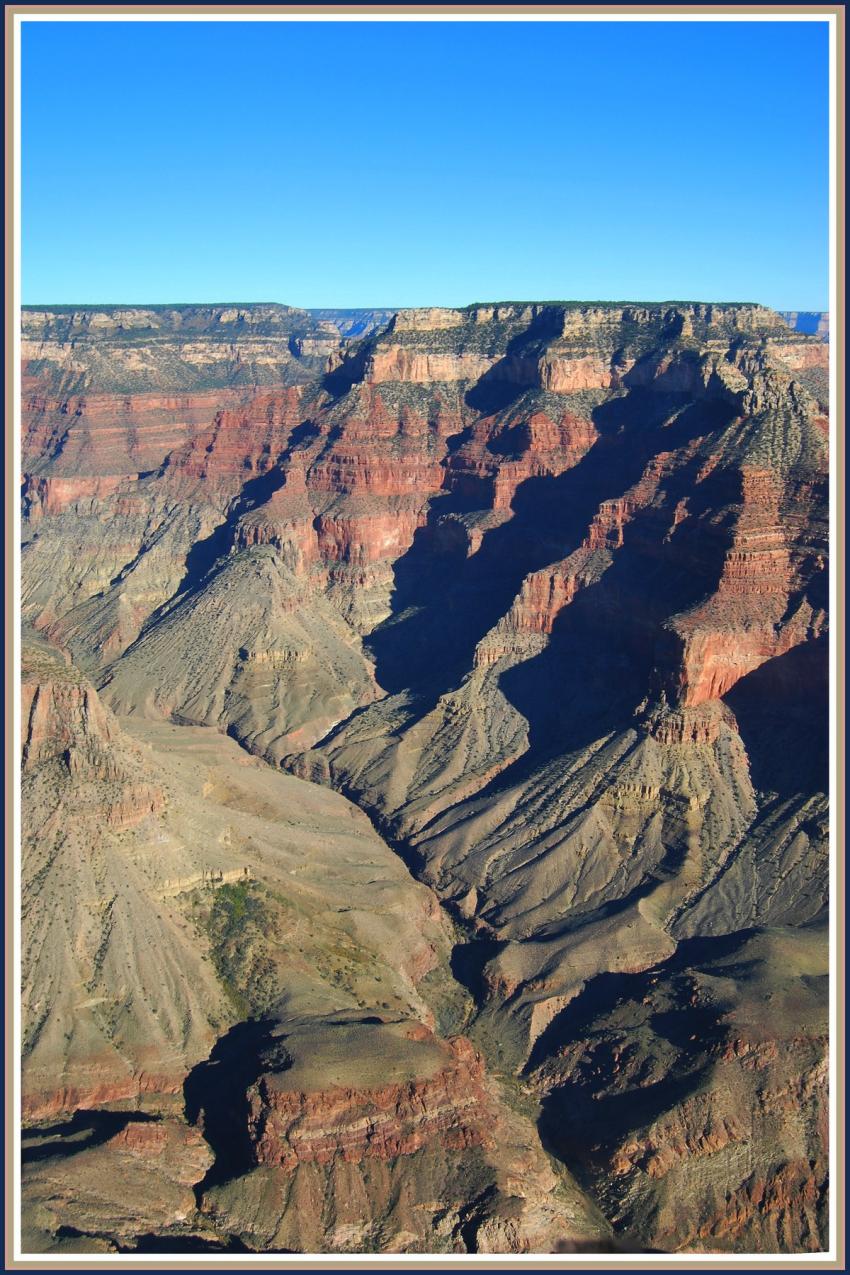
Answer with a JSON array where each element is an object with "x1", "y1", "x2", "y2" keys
[
  {"x1": 20, "y1": 301, "x2": 829, "y2": 1255},
  {"x1": 531, "y1": 927, "x2": 828, "y2": 1255},
  {"x1": 247, "y1": 1031, "x2": 491, "y2": 1173},
  {"x1": 192, "y1": 1019, "x2": 606, "y2": 1254}
]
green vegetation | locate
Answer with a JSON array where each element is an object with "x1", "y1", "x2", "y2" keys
[
  {"x1": 210, "y1": 880, "x2": 256, "y2": 930},
  {"x1": 21, "y1": 647, "x2": 87, "y2": 685},
  {"x1": 418, "y1": 966, "x2": 474, "y2": 1037},
  {"x1": 202, "y1": 881, "x2": 277, "y2": 1018}
]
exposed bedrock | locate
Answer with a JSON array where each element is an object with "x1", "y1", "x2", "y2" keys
[{"x1": 20, "y1": 301, "x2": 829, "y2": 1253}]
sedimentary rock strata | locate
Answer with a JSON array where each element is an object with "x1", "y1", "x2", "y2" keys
[{"x1": 20, "y1": 300, "x2": 829, "y2": 1253}]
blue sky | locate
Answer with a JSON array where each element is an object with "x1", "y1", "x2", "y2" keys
[{"x1": 22, "y1": 19, "x2": 830, "y2": 309}]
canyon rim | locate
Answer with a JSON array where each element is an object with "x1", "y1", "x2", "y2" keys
[{"x1": 16, "y1": 298, "x2": 831, "y2": 1257}]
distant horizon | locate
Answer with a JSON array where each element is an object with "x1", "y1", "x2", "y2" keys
[
  {"x1": 20, "y1": 298, "x2": 828, "y2": 314},
  {"x1": 21, "y1": 20, "x2": 829, "y2": 311}
]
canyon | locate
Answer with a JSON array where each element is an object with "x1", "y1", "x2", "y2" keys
[{"x1": 19, "y1": 300, "x2": 830, "y2": 1255}]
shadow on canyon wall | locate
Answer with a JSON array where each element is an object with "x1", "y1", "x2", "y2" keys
[
  {"x1": 365, "y1": 386, "x2": 739, "y2": 712},
  {"x1": 725, "y1": 635, "x2": 829, "y2": 799},
  {"x1": 21, "y1": 1110, "x2": 160, "y2": 1165},
  {"x1": 183, "y1": 1017, "x2": 288, "y2": 1197}
]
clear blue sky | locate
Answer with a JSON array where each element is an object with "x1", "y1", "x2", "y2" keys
[{"x1": 22, "y1": 19, "x2": 830, "y2": 309}]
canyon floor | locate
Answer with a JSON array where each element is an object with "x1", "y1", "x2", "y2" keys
[{"x1": 19, "y1": 301, "x2": 830, "y2": 1255}]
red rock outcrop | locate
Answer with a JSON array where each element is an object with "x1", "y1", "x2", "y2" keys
[
  {"x1": 22, "y1": 1115, "x2": 217, "y2": 1252},
  {"x1": 665, "y1": 466, "x2": 826, "y2": 707},
  {"x1": 531, "y1": 928, "x2": 828, "y2": 1254},
  {"x1": 162, "y1": 388, "x2": 305, "y2": 490},
  {"x1": 21, "y1": 643, "x2": 166, "y2": 828},
  {"x1": 19, "y1": 301, "x2": 829, "y2": 1256},
  {"x1": 21, "y1": 385, "x2": 250, "y2": 478},
  {"x1": 197, "y1": 1017, "x2": 609, "y2": 1254},
  {"x1": 249, "y1": 1034, "x2": 489, "y2": 1170},
  {"x1": 445, "y1": 409, "x2": 598, "y2": 513}
]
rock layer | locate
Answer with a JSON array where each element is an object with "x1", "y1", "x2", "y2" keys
[{"x1": 20, "y1": 301, "x2": 829, "y2": 1254}]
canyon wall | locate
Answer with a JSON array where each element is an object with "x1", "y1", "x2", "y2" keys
[{"x1": 20, "y1": 301, "x2": 829, "y2": 1255}]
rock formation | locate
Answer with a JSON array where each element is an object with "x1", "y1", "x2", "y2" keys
[{"x1": 20, "y1": 300, "x2": 830, "y2": 1254}]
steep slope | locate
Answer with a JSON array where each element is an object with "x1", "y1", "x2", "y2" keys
[
  {"x1": 189, "y1": 1017, "x2": 607, "y2": 1255},
  {"x1": 101, "y1": 545, "x2": 378, "y2": 759},
  {"x1": 21, "y1": 632, "x2": 605, "y2": 1255},
  {"x1": 20, "y1": 300, "x2": 830, "y2": 1255},
  {"x1": 531, "y1": 926, "x2": 828, "y2": 1254},
  {"x1": 21, "y1": 632, "x2": 226, "y2": 1118},
  {"x1": 295, "y1": 305, "x2": 828, "y2": 947}
]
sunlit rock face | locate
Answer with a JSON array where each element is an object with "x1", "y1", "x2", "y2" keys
[{"x1": 20, "y1": 301, "x2": 828, "y2": 1255}]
